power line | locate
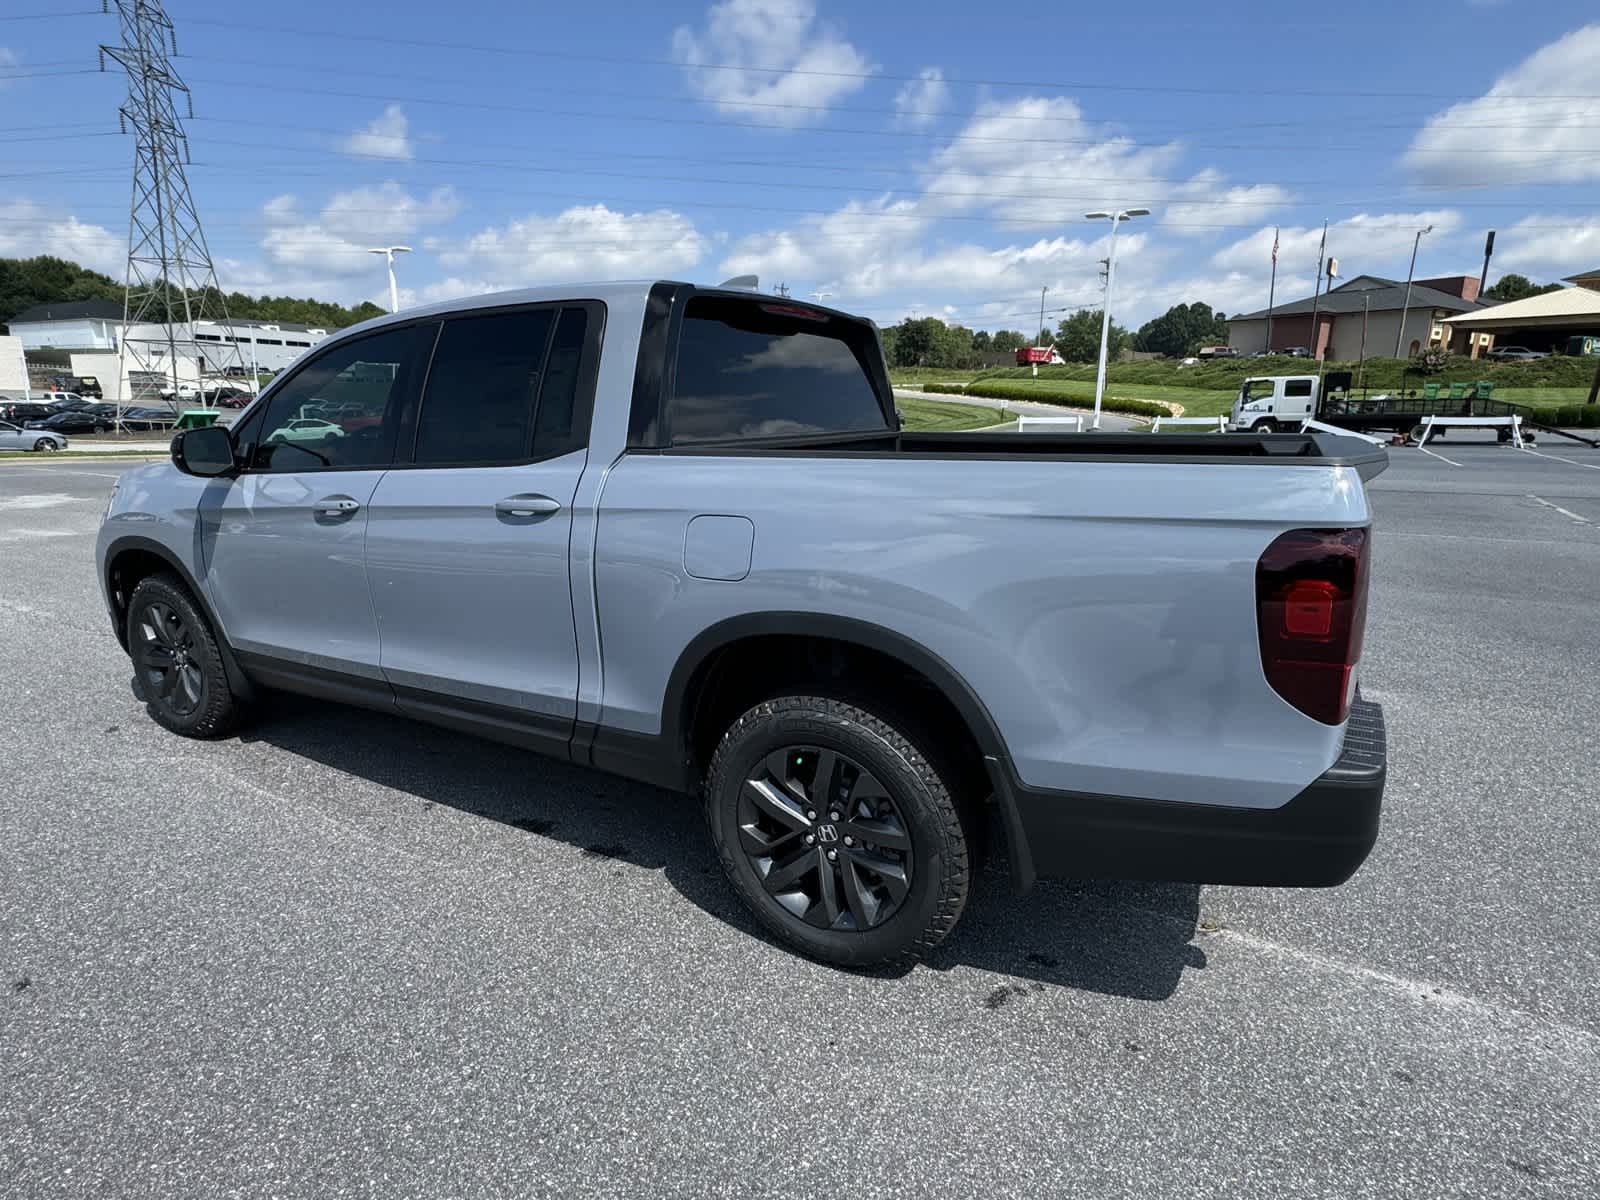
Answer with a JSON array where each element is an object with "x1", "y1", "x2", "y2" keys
[
  {"x1": 172, "y1": 15, "x2": 1600, "y2": 103},
  {"x1": 159, "y1": 51, "x2": 1600, "y2": 131}
]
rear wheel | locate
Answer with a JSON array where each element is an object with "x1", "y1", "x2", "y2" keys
[
  {"x1": 126, "y1": 573, "x2": 243, "y2": 738},
  {"x1": 33, "y1": 438, "x2": 56, "y2": 452},
  {"x1": 705, "y1": 695, "x2": 971, "y2": 969}
]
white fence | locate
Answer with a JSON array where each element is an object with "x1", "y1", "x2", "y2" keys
[
  {"x1": 1415, "y1": 414, "x2": 1524, "y2": 448},
  {"x1": 1015, "y1": 415, "x2": 1083, "y2": 432},
  {"x1": 1150, "y1": 415, "x2": 1228, "y2": 433}
]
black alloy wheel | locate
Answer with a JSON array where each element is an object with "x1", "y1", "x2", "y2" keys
[
  {"x1": 134, "y1": 598, "x2": 207, "y2": 719},
  {"x1": 738, "y1": 747, "x2": 914, "y2": 932},
  {"x1": 33, "y1": 438, "x2": 56, "y2": 452}
]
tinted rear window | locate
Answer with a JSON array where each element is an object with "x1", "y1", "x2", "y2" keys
[{"x1": 668, "y1": 297, "x2": 888, "y2": 444}]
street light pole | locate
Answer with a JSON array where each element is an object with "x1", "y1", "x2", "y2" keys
[
  {"x1": 1085, "y1": 208, "x2": 1149, "y2": 429},
  {"x1": 368, "y1": 246, "x2": 413, "y2": 313},
  {"x1": 1037, "y1": 285, "x2": 1048, "y2": 347},
  {"x1": 1393, "y1": 225, "x2": 1433, "y2": 359}
]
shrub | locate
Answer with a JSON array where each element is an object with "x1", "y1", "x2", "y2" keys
[
  {"x1": 923, "y1": 381, "x2": 1169, "y2": 419},
  {"x1": 1544, "y1": 405, "x2": 1600, "y2": 427}
]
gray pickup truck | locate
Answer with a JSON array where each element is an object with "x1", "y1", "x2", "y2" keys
[{"x1": 97, "y1": 281, "x2": 1388, "y2": 967}]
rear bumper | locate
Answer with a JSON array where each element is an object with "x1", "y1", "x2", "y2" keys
[{"x1": 997, "y1": 699, "x2": 1386, "y2": 889}]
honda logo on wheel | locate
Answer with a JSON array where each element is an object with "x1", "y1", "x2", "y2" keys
[{"x1": 816, "y1": 824, "x2": 839, "y2": 843}]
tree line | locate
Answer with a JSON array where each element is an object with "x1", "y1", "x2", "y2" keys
[
  {"x1": 879, "y1": 300, "x2": 1232, "y2": 368},
  {"x1": 0, "y1": 256, "x2": 386, "y2": 332}
]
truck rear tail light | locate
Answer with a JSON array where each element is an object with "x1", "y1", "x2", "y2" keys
[{"x1": 1256, "y1": 528, "x2": 1369, "y2": 725}]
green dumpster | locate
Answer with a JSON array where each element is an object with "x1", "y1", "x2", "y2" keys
[{"x1": 174, "y1": 409, "x2": 220, "y2": 430}]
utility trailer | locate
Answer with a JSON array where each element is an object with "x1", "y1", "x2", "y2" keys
[{"x1": 1234, "y1": 370, "x2": 1599, "y2": 448}]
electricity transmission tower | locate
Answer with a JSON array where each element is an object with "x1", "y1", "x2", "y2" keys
[{"x1": 100, "y1": 0, "x2": 244, "y2": 411}]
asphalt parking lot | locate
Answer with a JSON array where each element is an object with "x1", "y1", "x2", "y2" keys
[{"x1": 2, "y1": 439, "x2": 1597, "y2": 1198}]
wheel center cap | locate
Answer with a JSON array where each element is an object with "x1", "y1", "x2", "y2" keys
[{"x1": 816, "y1": 823, "x2": 839, "y2": 843}]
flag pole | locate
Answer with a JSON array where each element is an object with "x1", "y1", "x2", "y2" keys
[
  {"x1": 1306, "y1": 219, "x2": 1328, "y2": 360},
  {"x1": 1265, "y1": 227, "x2": 1279, "y2": 352}
]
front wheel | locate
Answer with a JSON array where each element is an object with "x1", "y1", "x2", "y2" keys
[
  {"x1": 33, "y1": 438, "x2": 57, "y2": 452},
  {"x1": 126, "y1": 573, "x2": 244, "y2": 738},
  {"x1": 1255, "y1": 418, "x2": 1279, "y2": 433},
  {"x1": 705, "y1": 695, "x2": 971, "y2": 969}
]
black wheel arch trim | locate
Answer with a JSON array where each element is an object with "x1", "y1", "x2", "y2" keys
[
  {"x1": 661, "y1": 610, "x2": 1013, "y2": 765},
  {"x1": 576, "y1": 610, "x2": 1031, "y2": 882},
  {"x1": 102, "y1": 534, "x2": 256, "y2": 704}
]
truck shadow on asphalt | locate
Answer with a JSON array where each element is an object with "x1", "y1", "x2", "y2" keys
[{"x1": 238, "y1": 695, "x2": 1205, "y2": 1002}]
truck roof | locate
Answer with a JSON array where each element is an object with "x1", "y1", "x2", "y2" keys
[{"x1": 326, "y1": 280, "x2": 873, "y2": 350}]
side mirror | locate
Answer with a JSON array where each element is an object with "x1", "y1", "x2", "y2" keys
[{"x1": 171, "y1": 425, "x2": 235, "y2": 477}]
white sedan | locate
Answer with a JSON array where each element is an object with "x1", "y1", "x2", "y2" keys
[
  {"x1": 266, "y1": 418, "x2": 345, "y2": 444},
  {"x1": 0, "y1": 420, "x2": 67, "y2": 452}
]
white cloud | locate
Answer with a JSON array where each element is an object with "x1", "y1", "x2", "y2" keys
[
  {"x1": 894, "y1": 68, "x2": 949, "y2": 129},
  {"x1": 1490, "y1": 212, "x2": 1600, "y2": 280},
  {"x1": 1404, "y1": 24, "x2": 1600, "y2": 185},
  {"x1": 671, "y1": 0, "x2": 874, "y2": 127},
  {"x1": 339, "y1": 104, "x2": 414, "y2": 162},
  {"x1": 319, "y1": 182, "x2": 461, "y2": 243},
  {"x1": 255, "y1": 184, "x2": 461, "y2": 282},
  {"x1": 712, "y1": 93, "x2": 1294, "y2": 327},
  {"x1": 437, "y1": 203, "x2": 708, "y2": 285},
  {"x1": 0, "y1": 200, "x2": 124, "y2": 276},
  {"x1": 918, "y1": 97, "x2": 1288, "y2": 235},
  {"x1": 1211, "y1": 211, "x2": 1463, "y2": 278},
  {"x1": 0, "y1": 47, "x2": 20, "y2": 89},
  {"x1": 1164, "y1": 169, "x2": 1293, "y2": 234}
]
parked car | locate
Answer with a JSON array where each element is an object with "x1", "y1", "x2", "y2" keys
[
  {"x1": 118, "y1": 406, "x2": 179, "y2": 432},
  {"x1": 38, "y1": 391, "x2": 89, "y2": 409},
  {"x1": 74, "y1": 376, "x2": 104, "y2": 399},
  {"x1": 0, "y1": 401, "x2": 56, "y2": 425},
  {"x1": 0, "y1": 419, "x2": 67, "y2": 452},
  {"x1": 26, "y1": 409, "x2": 113, "y2": 434},
  {"x1": 98, "y1": 280, "x2": 1389, "y2": 968},
  {"x1": 264, "y1": 417, "x2": 344, "y2": 445},
  {"x1": 202, "y1": 387, "x2": 255, "y2": 408},
  {"x1": 1485, "y1": 346, "x2": 1548, "y2": 361}
]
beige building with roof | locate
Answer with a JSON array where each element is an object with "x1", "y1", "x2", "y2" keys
[{"x1": 1442, "y1": 270, "x2": 1600, "y2": 358}]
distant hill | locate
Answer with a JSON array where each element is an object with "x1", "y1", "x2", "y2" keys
[{"x1": 0, "y1": 255, "x2": 386, "y2": 331}]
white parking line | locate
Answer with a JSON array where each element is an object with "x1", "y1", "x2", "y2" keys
[
  {"x1": 1519, "y1": 446, "x2": 1600, "y2": 471},
  {"x1": 1528, "y1": 494, "x2": 1591, "y2": 524},
  {"x1": 1416, "y1": 445, "x2": 1462, "y2": 467}
]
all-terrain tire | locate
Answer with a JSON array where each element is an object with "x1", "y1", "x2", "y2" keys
[
  {"x1": 126, "y1": 573, "x2": 242, "y2": 739},
  {"x1": 705, "y1": 695, "x2": 971, "y2": 969}
]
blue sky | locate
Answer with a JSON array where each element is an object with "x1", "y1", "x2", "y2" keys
[{"x1": 4, "y1": 0, "x2": 1600, "y2": 329}]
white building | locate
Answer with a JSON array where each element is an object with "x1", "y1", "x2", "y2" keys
[
  {"x1": 6, "y1": 301, "x2": 334, "y2": 400},
  {"x1": 6, "y1": 299, "x2": 126, "y2": 351}
]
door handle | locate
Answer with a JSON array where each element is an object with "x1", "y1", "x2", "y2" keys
[
  {"x1": 313, "y1": 496, "x2": 361, "y2": 516},
  {"x1": 495, "y1": 494, "x2": 562, "y2": 517}
]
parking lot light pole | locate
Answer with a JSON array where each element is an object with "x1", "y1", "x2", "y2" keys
[
  {"x1": 368, "y1": 246, "x2": 413, "y2": 313},
  {"x1": 1085, "y1": 208, "x2": 1149, "y2": 429},
  {"x1": 1393, "y1": 225, "x2": 1433, "y2": 360}
]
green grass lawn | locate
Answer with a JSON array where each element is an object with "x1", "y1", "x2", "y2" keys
[
  {"x1": 887, "y1": 367, "x2": 985, "y2": 387},
  {"x1": 896, "y1": 395, "x2": 1004, "y2": 431}
]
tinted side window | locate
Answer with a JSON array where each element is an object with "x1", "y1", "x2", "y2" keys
[
  {"x1": 251, "y1": 326, "x2": 423, "y2": 472},
  {"x1": 668, "y1": 297, "x2": 888, "y2": 444},
  {"x1": 413, "y1": 309, "x2": 555, "y2": 465},
  {"x1": 1284, "y1": 379, "x2": 1314, "y2": 398}
]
